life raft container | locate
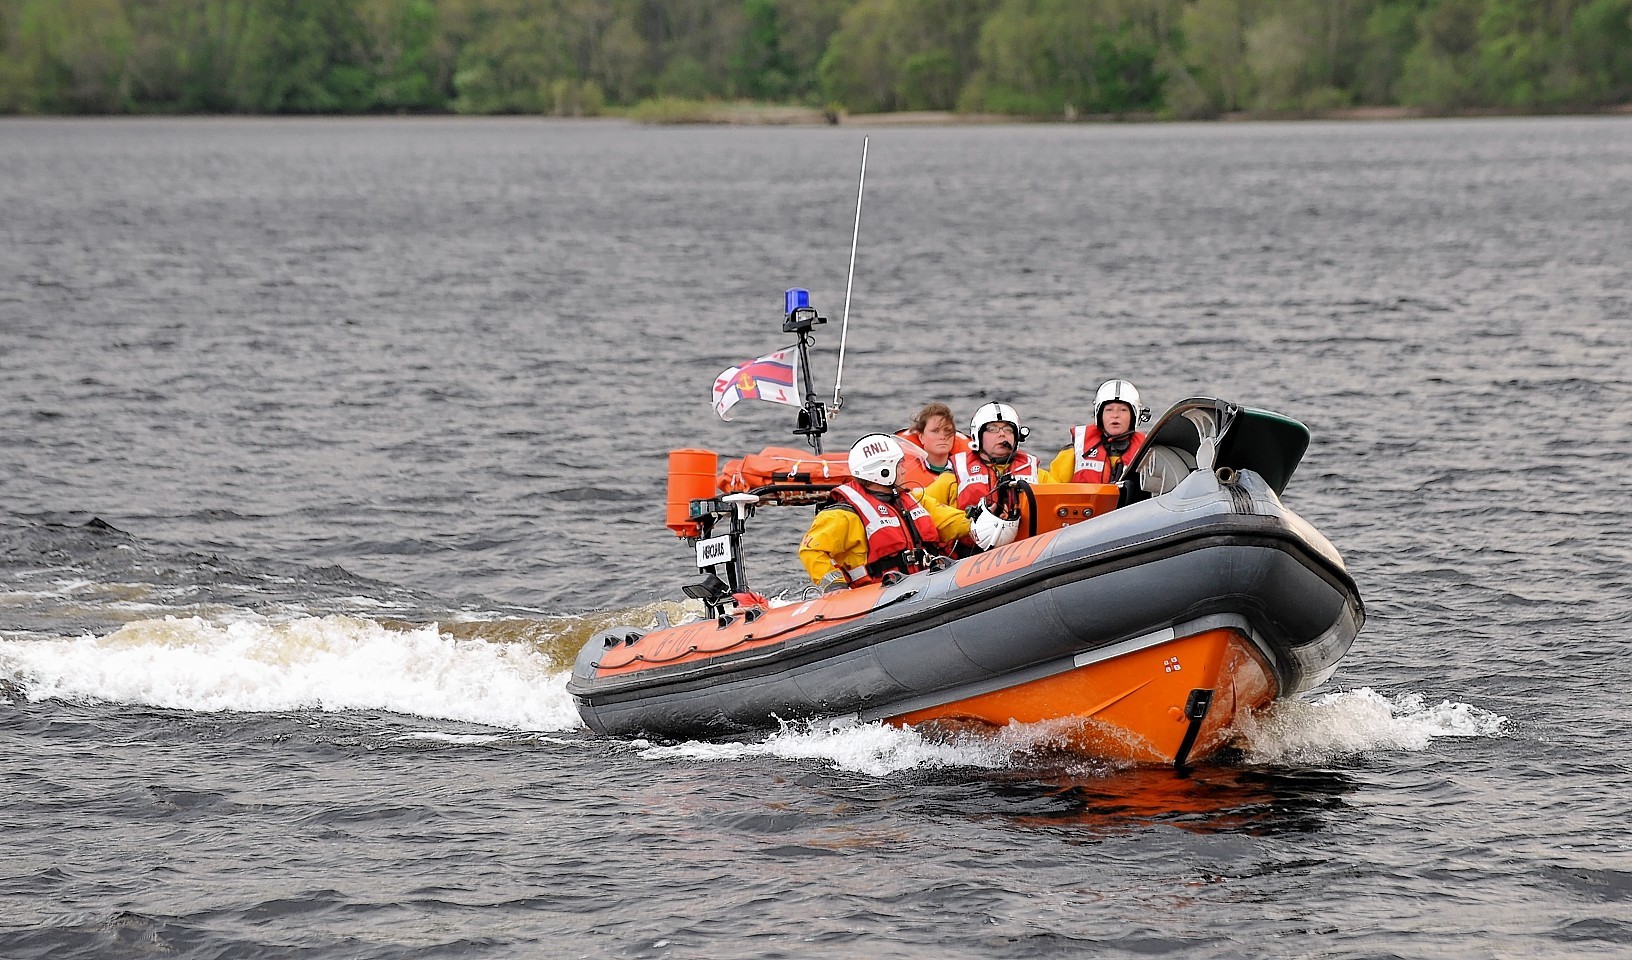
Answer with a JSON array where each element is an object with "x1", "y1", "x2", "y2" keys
[{"x1": 717, "y1": 446, "x2": 851, "y2": 492}]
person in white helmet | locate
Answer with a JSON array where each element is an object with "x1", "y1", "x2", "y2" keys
[
  {"x1": 1049, "y1": 379, "x2": 1150, "y2": 484},
  {"x1": 921, "y1": 401, "x2": 1048, "y2": 522},
  {"x1": 799, "y1": 433, "x2": 982, "y2": 592}
]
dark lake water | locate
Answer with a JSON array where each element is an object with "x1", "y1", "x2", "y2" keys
[{"x1": 3, "y1": 115, "x2": 1630, "y2": 958}]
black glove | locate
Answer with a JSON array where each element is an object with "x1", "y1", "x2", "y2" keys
[{"x1": 992, "y1": 476, "x2": 1029, "y2": 520}]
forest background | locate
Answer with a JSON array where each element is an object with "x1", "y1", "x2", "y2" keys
[{"x1": 3, "y1": 0, "x2": 1630, "y2": 119}]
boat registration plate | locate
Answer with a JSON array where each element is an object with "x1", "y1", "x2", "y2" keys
[{"x1": 696, "y1": 535, "x2": 734, "y2": 568}]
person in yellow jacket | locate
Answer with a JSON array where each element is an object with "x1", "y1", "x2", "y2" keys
[
  {"x1": 800, "y1": 434, "x2": 1016, "y2": 592},
  {"x1": 1048, "y1": 379, "x2": 1150, "y2": 484},
  {"x1": 921, "y1": 401, "x2": 1050, "y2": 515}
]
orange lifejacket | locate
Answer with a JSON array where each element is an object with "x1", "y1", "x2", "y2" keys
[
  {"x1": 829, "y1": 481, "x2": 944, "y2": 586},
  {"x1": 949, "y1": 449, "x2": 1045, "y2": 510},
  {"x1": 1067, "y1": 425, "x2": 1147, "y2": 483},
  {"x1": 894, "y1": 429, "x2": 969, "y2": 495},
  {"x1": 895, "y1": 429, "x2": 971, "y2": 459}
]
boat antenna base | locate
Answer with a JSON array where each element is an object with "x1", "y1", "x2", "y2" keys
[
  {"x1": 780, "y1": 288, "x2": 831, "y2": 454},
  {"x1": 794, "y1": 402, "x2": 828, "y2": 449},
  {"x1": 783, "y1": 305, "x2": 826, "y2": 335}
]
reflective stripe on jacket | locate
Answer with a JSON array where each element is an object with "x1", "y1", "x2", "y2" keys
[
  {"x1": 947, "y1": 450, "x2": 1044, "y2": 510},
  {"x1": 799, "y1": 482, "x2": 970, "y2": 587},
  {"x1": 1062, "y1": 425, "x2": 1147, "y2": 484},
  {"x1": 827, "y1": 482, "x2": 944, "y2": 585}
]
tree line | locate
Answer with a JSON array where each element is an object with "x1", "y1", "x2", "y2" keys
[{"x1": 2, "y1": 0, "x2": 1630, "y2": 118}]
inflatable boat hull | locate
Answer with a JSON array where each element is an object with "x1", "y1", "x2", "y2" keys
[{"x1": 569, "y1": 465, "x2": 1362, "y2": 767}]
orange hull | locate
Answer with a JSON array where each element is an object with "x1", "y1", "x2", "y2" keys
[
  {"x1": 574, "y1": 399, "x2": 1363, "y2": 763},
  {"x1": 888, "y1": 626, "x2": 1277, "y2": 766}
]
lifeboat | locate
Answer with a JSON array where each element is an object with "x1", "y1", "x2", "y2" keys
[{"x1": 568, "y1": 396, "x2": 1364, "y2": 768}]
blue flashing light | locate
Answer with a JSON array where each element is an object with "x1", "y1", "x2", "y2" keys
[{"x1": 784, "y1": 287, "x2": 811, "y2": 317}]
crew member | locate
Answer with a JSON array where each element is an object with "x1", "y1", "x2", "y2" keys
[
  {"x1": 922, "y1": 401, "x2": 1048, "y2": 514},
  {"x1": 1049, "y1": 379, "x2": 1149, "y2": 484},
  {"x1": 895, "y1": 401, "x2": 969, "y2": 494},
  {"x1": 800, "y1": 434, "x2": 1015, "y2": 592}
]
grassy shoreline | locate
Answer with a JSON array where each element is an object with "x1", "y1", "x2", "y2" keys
[
  {"x1": 616, "y1": 99, "x2": 1632, "y2": 125},
  {"x1": 6, "y1": 101, "x2": 1629, "y2": 125}
]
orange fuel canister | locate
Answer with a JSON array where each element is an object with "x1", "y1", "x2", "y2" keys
[{"x1": 665, "y1": 449, "x2": 719, "y2": 539}]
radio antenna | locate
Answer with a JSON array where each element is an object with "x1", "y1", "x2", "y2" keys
[{"x1": 831, "y1": 136, "x2": 868, "y2": 412}]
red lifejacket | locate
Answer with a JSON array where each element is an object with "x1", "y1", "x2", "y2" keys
[
  {"x1": 1068, "y1": 425, "x2": 1147, "y2": 483},
  {"x1": 829, "y1": 481, "x2": 945, "y2": 586},
  {"x1": 949, "y1": 449, "x2": 1044, "y2": 510}
]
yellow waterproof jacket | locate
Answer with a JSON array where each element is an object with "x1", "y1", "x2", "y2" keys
[
  {"x1": 1047, "y1": 447, "x2": 1076, "y2": 487},
  {"x1": 798, "y1": 496, "x2": 970, "y2": 587},
  {"x1": 1049, "y1": 428, "x2": 1144, "y2": 484}
]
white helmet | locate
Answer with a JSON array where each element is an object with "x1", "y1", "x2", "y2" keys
[
  {"x1": 848, "y1": 433, "x2": 905, "y2": 486},
  {"x1": 969, "y1": 401, "x2": 1029, "y2": 453},
  {"x1": 1093, "y1": 379, "x2": 1147, "y2": 432}
]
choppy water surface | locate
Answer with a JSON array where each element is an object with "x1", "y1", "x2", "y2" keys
[{"x1": 2, "y1": 116, "x2": 1629, "y2": 959}]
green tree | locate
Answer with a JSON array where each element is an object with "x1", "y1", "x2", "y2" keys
[
  {"x1": 1472, "y1": 0, "x2": 1632, "y2": 107},
  {"x1": 764, "y1": 0, "x2": 850, "y2": 102},
  {"x1": 445, "y1": 0, "x2": 627, "y2": 114},
  {"x1": 1176, "y1": 0, "x2": 1256, "y2": 114},
  {"x1": 627, "y1": 0, "x2": 740, "y2": 101},
  {"x1": 594, "y1": 9, "x2": 646, "y2": 104},
  {"x1": 1244, "y1": 11, "x2": 1305, "y2": 109},
  {"x1": 357, "y1": 0, "x2": 446, "y2": 110},
  {"x1": 1397, "y1": 0, "x2": 1483, "y2": 109},
  {"x1": 732, "y1": 0, "x2": 792, "y2": 99},
  {"x1": 1356, "y1": 0, "x2": 1423, "y2": 104},
  {"x1": 238, "y1": 0, "x2": 375, "y2": 112},
  {"x1": 1569, "y1": 0, "x2": 1632, "y2": 101},
  {"x1": 448, "y1": 0, "x2": 567, "y2": 113},
  {"x1": 655, "y1": 53, "x2": 712, "y2": 96},
  {"x1": 1477, "y1": 0, "x2": 1562, "y2": 106},
  {"x1": 3, "y1": 0, "x2": 135, "y2": 112},
  {"x1": 729, "y1": 0, "x2": 850, "y2": 102},
  {"x1": 5, "y1": 0, "x2": 1632, "y2": 117},
  {"x1": 118, "y1": 0, "x2": 261, "y2": 112},
  {"x1": 819, "y1": 0, "x2": 998, "y2": 112},
  {"x1": 1241, "y1": 0, "x2": 1368, "y2": 111},
  {"x1": 816, "y1": 0, "x2": 897, "y2": 110},
  {"x1": 961, "y1": 0, "x2": 1169, "y2": 115}
]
